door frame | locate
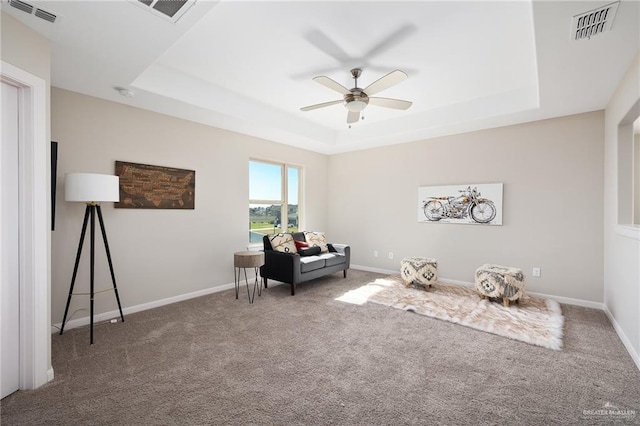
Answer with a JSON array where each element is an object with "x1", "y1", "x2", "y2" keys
[{"x1": 1, "y1": 61, "x2": 51, "y2": 390}]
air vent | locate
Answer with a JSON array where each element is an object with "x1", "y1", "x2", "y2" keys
[
  {"x1": 132, "y1": 0, "x2": 195, "y2": 23},
  {"x1": 8, "y1": 0, "x2": 33, "y2": 14},
  {"x1": 571, "y1": 1, "x2": 619, "y2": 40},
  {"x1": 34, "y1": 8, "x2": 56, "y2": 23},
  {"x1": 7, "y1": 0, "x2": 58, "y2": 23}
]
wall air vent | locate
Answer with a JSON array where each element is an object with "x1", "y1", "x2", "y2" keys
[
  {"x1": 571, "y1": 1, "x2": 619, "y2": 40},
  {"x1": 132, "y1": 0, "x2": 195, "y2": 23},
  {"x1": 7, "y1": 0, "x2": 58, "y2": 23}
]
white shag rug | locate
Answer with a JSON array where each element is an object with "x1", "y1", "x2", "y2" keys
[{"x1": 340, "y1": 275, "x2": 564, "y2": 350}]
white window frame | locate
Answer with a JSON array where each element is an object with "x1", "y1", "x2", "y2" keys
[{"x1": 249, "y1": 159, "x2": 302, "y2": 244}]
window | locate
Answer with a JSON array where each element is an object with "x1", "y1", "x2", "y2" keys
[
  {"x1": 635, "y1": 123, "x2": 640, "y2": 225},
  {"x1": 615, "y1": 100, "x2": 640, "y2": 240},
  {"x1": 249, "y1": 160, "x2": 301, "y2": 244}
]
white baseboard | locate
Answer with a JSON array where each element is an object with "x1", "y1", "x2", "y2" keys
[
  {"x1": 351, "y1": 264, "x2": 399, "y2": 275},
  {"x1": 51, "y1": 280, "x2": 242, "y2": 333},
  {"x1": 527, "y1": 291, "x2": 604, "y2": 310},
  {"x1": 47, "y1": 368, "x2": 54, "y2": 382},
  {"x1": 603, "y1": 305, "x2": 640, "y2": 371}
]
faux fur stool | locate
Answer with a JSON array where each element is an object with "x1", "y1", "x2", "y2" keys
[
  {"x1": 400, "y1": 257, "x2": 438, "y2": 290},
  {"x1": 475, "y1": 264, "x2": 525, "y2": 307}
]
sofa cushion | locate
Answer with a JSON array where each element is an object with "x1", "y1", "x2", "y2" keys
[
  {"x1": 292, "y1": 232, "x2": 306, "y2": 242},
  {"x1": 268, "y1": 233, "x2": 297, "y2": 254},
  {"x1": 320, "y1": 252, "x2": 346, "y2": 267},
  {"x1": 304, "y1": 231, "x2": 329, "y2": 253},
  {"x1": 299, "y1": 246, "x2": 321, "y2": 257},
  {"x1": 300, "y1": 256, "x2": 325, "y2": 273}
]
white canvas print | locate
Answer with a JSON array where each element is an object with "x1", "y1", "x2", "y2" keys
[{"x1": 418, "y1": 183, "x2": 503, "y2": 225}]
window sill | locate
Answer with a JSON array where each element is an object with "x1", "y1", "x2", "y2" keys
[{"x1": 616, "y1": 224, "x2": 640, "y2": 241}]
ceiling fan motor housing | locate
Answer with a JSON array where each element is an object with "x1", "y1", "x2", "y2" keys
[{"x1": 344, "y1": 89, "x2": 369, "y2": 112}]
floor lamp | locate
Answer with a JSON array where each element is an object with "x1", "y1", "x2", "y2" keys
[{"x1": 60, "y1": 173, "x2": 125, "y2": 344}]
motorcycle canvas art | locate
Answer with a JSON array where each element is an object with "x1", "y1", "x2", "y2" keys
[{"x1": 417, "y1": 183, "x2": 503, "y2": 225}]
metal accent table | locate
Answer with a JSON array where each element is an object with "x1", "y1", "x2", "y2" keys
[{"x1": 234, "y1": 251, "x2": 265, "y2": 303}]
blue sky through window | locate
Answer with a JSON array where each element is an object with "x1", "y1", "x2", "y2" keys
[
  {"x1": 250, "y1": 161, "x2": 298, "y2": 204},
  {"x1": 288, "y1": 167, "x2": 298, "y2": 205},
  {"x1": 250, "y1": 161, "x2": 280, "y2": 200}
]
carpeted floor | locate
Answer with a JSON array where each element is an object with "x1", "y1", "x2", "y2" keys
[{"x1": 1, "y1": 270, "x2": 639, "y2": 425}]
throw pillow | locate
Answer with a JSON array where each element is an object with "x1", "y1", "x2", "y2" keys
[
  {"x1": 294, "y1": 240, "x2": 309, "y2": 251},
  {"x1": 268, "y1": 233, "x2": 297, "y2": 254},
  {"x1": 304, "y1": 231, "x2": 329, "y2": 253},
  {"x1": 298, "y1": 246, "x2": 321, "y2": 257}
]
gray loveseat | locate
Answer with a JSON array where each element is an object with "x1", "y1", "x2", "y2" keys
[{"x1": 261, "y1": 232, "x2": 350, "y2": 295}]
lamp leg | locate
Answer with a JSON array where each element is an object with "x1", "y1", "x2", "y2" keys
[
  {"x1": 96, "y1": 205, "x2": 125, "y2": 323},
  {"x1": 89, "y1": 206, "x2": 96, "y2": 344},
  {"x1": 60, "y1": 205, "x2": 91, "y2": 335}
]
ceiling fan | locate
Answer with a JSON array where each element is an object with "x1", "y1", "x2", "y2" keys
[{"x1": 300, "y1": 68, "x2": 413, "y2": 124}]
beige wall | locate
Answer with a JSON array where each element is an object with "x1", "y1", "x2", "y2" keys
[
  {"x1": 328, "y1": 111, "x2": 604, "y2": 302},
  {"x1": 1, "y1": 11, "x2": 52, "y2": 376},
  {"x1": 604, "y1": 53, "x2": 640, "y2": 364},
  {"x1": 51, "y1": 88, "x2": 328, "y2": 324},
  {"x1": 1, "y1": 13, "x2": 50, "y2": 80}
]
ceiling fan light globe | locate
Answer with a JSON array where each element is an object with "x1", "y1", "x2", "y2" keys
[{"x1": 345, "y1": 100, "x2": 367, "y2": 112}]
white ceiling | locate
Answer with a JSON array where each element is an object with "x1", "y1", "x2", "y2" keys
[{"x1": 3, "y1": 0, "x2": 639, "y2": 154}]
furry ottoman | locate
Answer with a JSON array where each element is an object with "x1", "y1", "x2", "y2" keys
[
  {"x1": 475, "y1": 264, "x2": 525, "y2": 307},
  {"x1": 400, "y1": 257, "x2": 438, "y2": 290}
]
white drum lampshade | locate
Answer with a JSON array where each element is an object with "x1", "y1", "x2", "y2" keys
[{"x1": 65, "y1": 173, "x2": 120, "y2": 203}]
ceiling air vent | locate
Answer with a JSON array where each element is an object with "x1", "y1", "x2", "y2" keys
[
  {"x1": 8, "y1": 0, "x2": 33, "y2": 14},
  {"x1": 132, "y1": 0, "x2": 195, "y2": 23},
  {"x1": 34, "y1": 7, "x2": 56, "y2": 23},
  {"x1": 7, "y1": 0, "x2": 58, "y2": 23},
  {"x1": 571, "y1": 1, "x2": 619, "y2": 40}
]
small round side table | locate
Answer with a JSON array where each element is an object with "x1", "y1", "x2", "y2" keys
[{"x1": 234, "y1": 251, "x2": 265, "y2": 304}]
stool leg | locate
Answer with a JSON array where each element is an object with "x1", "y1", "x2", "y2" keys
[
  {"x1": 255, "y1": 267, "x2": 262, "y2": 297},
  {"x1": 234, "y1": 267, "x2": 239, "y2": 299},
  {"x1": 243, "y1": 268, "x2": 252, "y2": 303},
  {"x1": 503, "y1": 297, "x2": 509, "y2": 307},
  {"x1": 251, "y1": 267, "x2": 259, "y2": 301}
]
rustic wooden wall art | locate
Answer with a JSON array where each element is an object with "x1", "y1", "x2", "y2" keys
[{"x1": 115, "y1": 161, "x2": 195, "y2": 209}]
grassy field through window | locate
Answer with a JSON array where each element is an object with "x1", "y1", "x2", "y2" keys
[{"x1": 249, "y1": 218, "x2": 298, "y2": 243}]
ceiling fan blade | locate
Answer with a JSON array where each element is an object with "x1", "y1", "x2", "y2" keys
[
  {"x1": 313, "y1": 76, "x2": 351, "y2": 95},
  {"x1": 367, "y1": 64, "x2": 419, "y2": 76},
  {"x1": 364, "y1": 24, "x2": 417, "y2": 59},
  {"x1": 292, "y1": 65, "x2": 343, "y2": 81},
  {"x1": 368, "y1": 97, "x2": 413, "y2": 110},
  {"x1": 363, "y1": 70, "x2": 408, "y2": 96},
  {"x1": 347, "y1": 110, "x2": 360, "y2": 124},
  {"x1": 305, "y1": 29, "x2": 351, "y2": 64},
  {"x1": 300, "y1": 99, "x2": 343, "y2": 111}
]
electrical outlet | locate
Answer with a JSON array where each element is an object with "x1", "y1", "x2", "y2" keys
[
  {"x1": 532, "y1": 267, "x2": 541, "y2": 277},
  {"x1": 373, "y1": 250, "x2": 378, "y2": 257},
  {"x1": 388, "y1": 252, "x2": 394, "y2": 260}
]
